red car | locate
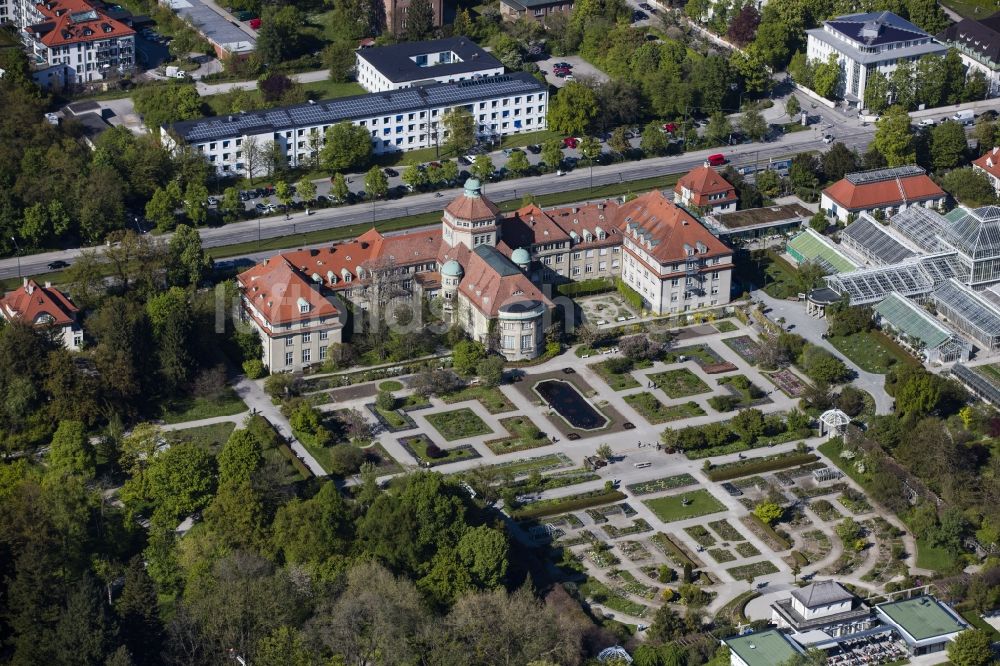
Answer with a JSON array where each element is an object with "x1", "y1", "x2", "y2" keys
[
  {"x1": 662, "y1": 122, "x2": 677, "y2": 133},
  {"x1": 707, "y1": 153, "x2": 727, "y2": 166},
  {"x1": 563, "y1": 137, "x2": 578, "y2": 149},
  {"x1": 249, "y1": 17, "x2": 261, "y2": 29}
]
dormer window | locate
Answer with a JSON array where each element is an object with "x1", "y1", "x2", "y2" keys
[{"x1": 298, "y1": 298, "x2": 310, "y2": 314}]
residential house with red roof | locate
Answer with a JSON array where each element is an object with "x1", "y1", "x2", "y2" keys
[
  {"x1": 4, "y1": 0, "x2": 135, "y2": 87},
  {"x1": 820, "y1": 165, "x2": 946, "y2": 223},
  {"x1": 0, "y1": 278, "x2": 82, "y2": 349},
  {"x1": 618, "y1": 191, "x2": 734, "y2": 314},
  {"x1": 973, "y1": 147, "x2": 1000, "y2": 196},
  {"x1": 674, "y1": 165, "x2": 738, "y2": 214}
]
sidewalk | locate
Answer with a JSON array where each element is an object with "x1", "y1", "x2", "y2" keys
[{"x1": 196, "y1": 68, "x2": 332, "y2": 96}]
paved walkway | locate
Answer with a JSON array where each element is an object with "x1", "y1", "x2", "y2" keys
[
  {"x1": 196, "y1": 68, "x2": 332, "y2": 96},
  {"x1": 232, "y1": 376, "x2": 327, "y2": 476},
  {"x1": 159, "y1": 411, "x2": 249, "y2": 430},
  {"x1": 752, "y1": 289, "x2": 894, "y2": 414}
]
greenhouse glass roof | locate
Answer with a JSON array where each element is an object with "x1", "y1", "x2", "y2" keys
[
  {"x1": 889, "y1": 206, "x2": 949, "y2": 253},
  {"x1": 825, "y1": 253, "x2": 966, "y2": 304},
  {"x1": 932, "y1": 279, "x2": 1000, "y2": 339},
  {"x1": 787, "y1": 229, "x2": 857, "y2": 273},
  {"x1": 951, "y1": 364, "x2": 1000, "y2": 405},
  {"x1": 841, "y1": 215, "x2": 917, "y2": 265},
  {"x1": 938, "y1": 206, "x2": 1000, "y2": 260},
  {"x1": 874, "y1": 293, "x2": 951, "y2": 349}
]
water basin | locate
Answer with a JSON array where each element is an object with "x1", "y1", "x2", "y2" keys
[{"x1": 534, "y1": 379, "x2": 608, "y2": 430}]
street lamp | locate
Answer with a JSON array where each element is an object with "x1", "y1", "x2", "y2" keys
[{"x1": 10, "y1": 237, "x2": 21, "y2": 279}]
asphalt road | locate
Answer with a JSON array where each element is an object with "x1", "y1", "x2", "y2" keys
[{"x1": 0, "y1": 120, "x2": 871, "y2": 281}]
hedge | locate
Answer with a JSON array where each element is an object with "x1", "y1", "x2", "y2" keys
[
  {"x1": 743, "y1": 513, "x2": 792, "y2": 551},
  {"x1": 706, "y1": 453, "x2": 819, "y2": 481},
  {"x1": 615, "y1": 277, "x2": 644, "y2": 311},
  {"x1": 278, "y1": 443, "x2": 314, "y2": 479},
  {"x1": 556, "y1": 278, "x2": 615, "y2": 297},
  {"x1": 511, "y1": 489, "x2": 626, "y2": 520}
]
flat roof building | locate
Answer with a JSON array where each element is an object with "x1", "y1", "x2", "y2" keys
[
  {"x1": 355, "y1": 37, "x2": 504, "y2": 93},
  {"x1": 500, "y1": 0, "x2": 574, "y2": 23},
  {"x1": 161, "y1": 0, "x2": 254, "y2": 56},
  {"x1": 165, "y1": 73, "x2": 548, "y2": 175},
  {"x1": 703, "y1": 203, "x2": 812, "y2": 243},
  {"x1": 722, "y1": 629, "x2": 804, "y2": 666},
  {"x1": 876, "y1": 596, "x2": 968, "y2": 657}
]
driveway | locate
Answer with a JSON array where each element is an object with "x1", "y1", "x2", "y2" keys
[
  {"x1": 536, "y1": 55, "x2": 608, "y2": 88},
  {"x1": 752, "y1": 289, "x2": 894, "y2": 414}
]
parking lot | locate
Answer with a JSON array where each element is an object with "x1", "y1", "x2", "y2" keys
[{"x1": 536, "y1": 55, "x2": 609, "y2": 88}]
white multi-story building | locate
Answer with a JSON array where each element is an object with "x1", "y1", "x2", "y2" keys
[
  {"x1": 618, "y1": 190, "x2": 734, "y2": 315},
  {"x1": 938, "y1": 14, "x2": 1000, "y2": 98},
  {"x1": 0, "y1": 0, "x2": 134, "y2": 87},
  {"x1": 355, "y1": 37, "x2": 504, "y2": 93},
  {"x1": 165, "y1": 73, "x2": 547, "y2": 176},
  {"x1": 0, "y1": 278, "x2": 83, "y2": 349},
  {"x1": 806, "y1": 11, "x2": 947, "y2": 107}
]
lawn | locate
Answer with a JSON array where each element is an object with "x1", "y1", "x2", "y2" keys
[
  {"x1": 590, "y1": 359, "x2": 644, "y2": 391},
  {"x1": 442, "y1": 384, "x2": 516, "y2": 414},
  {"x1": 624, "y1": 392, "x2": 705, "y2": 425},
  {"x1": 484, "y1": 416, "x2": 551, "y2": 455},
  {"x1": 166, "y1": 422, "x2": 237, "y2": 454},
  {"x1": 828, "y1": 330, "x2": 917, "y2": 374},
  {"x1": 400, "y1": 435, "x2": 478, "y2": 465},
  {"x1": 373, "y1": 405, "x2": 413, "y2": 430},
  {"x1": 425, "y1": 407, "x2": 493, "y2": 441},
  {"x1": 303, "y1": 79, "x2": 366, "y2": 100},
  {"x1": 156, "y1": 388, "x2": 247, "y2": 424},
  {"x1": 642, "y1": 489, "x2": 727, "y2": 523},
  {"x1": 648, "y1": 368, "x2": 711, "y2": 398},
  {"x1": 733, "y1": 249, "x2": 803, "y2": 298},
  {"x1": 939, "y1": 0, "x2": 996, "y2": 19},
  {"x1": 477, "y1": 452, "x2": 573, "y2": 477},
  {"x1": 378, "y1": 380, "x2": 404, "y2": 391},
  {"x1": 714, "y1": 320, "x2": 738, "y2": 333}
]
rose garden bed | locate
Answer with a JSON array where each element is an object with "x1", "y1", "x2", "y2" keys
[
  {"x1": 399, "y1": 435, "x2": 480, "y2": 467},
  {"x1": 727, "y1": 560, "x2": 779, "y2": 582},
  {"x1": 425, "y1": 407, "x2": 493, "y2": 441},
  {"x1": 723, "y1": 335, "x2": 763, "y2": 365},
  {"x1": 648, "y1": 368, "x2": 711, "y2": 398},
  {"x1": 767, "y1": 369, "x2": 809, "y2": 398},
  {"x1": 626, "y1": 473, "x2": 698, "y2": 496}
]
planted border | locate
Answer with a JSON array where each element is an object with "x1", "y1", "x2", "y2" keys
[
  {"x1": 511, "y1": 489, "x2": 627, "y2": 520},
  {"x1": 706, "y1": 453, "x2": 819, "y2": 481}
]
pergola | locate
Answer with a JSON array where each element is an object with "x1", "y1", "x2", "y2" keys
[{"x1": 819, "y1": 409, "x2": 851, "y2": 438}]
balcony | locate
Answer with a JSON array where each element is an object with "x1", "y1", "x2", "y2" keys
[{"x1": 684, "y1": 262, "x2": 700, "y2": 275}]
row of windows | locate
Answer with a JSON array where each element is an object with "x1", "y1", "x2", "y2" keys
[
  {"x1": 285, "y1": 345, "x2": 330, "y2": 365},
  {"x1": 284, "y1": 330, "x2": 331, "y2": 346},
  {"x1": 570, "y1": 260, "x2": 618, "y2": 276},
  {"x1": 501, "y1": 334, "x2": 535, "y2": 350}
]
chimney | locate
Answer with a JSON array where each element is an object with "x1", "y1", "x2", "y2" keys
[
  {"x1": 597, "y1": 203, "x2": 604, "y2": 210},
  {"x1": 44, "y1": 281, "x2": 52, "y2": 288},
  {"x1": 23, "y1": 278, "x2": 31, "y2": 292},
  {"x1": 572, "y1": 206, "x2": 578, "y2": 213}
]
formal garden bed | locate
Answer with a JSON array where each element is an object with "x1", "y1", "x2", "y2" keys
[
  {"x1": 366, "y1": 393, "x2": 430, "y2": 431},
  {"x1": 663, "y1": 344, "x2": 723, "y2": 366},
  {"x1": 709, "y1": 374, "x2": 772, "y2": 411},
  {"x1": 441, "y1": 384, "x2": 516, "y2": 414},
  {"x1": 425, "y1": 407, "x2": 493, "y2": 441},
  {"x1": 378, "y1": 380, "x2": 404, "y2": 391},
  {"x1": 714, "y1": 320, "x2": 739, "y2": 333},
  {"x1": 624, "y1": 392, "x2": 706, "y2": 424},
  {"x1": 587, "y1": 546, "x2": 621, "y2": 568},
  {"x1": 767, "y1": 369, "x2": 810, "y2": 398},
  {"x1": 609, "y1": 569, "x2": 660, "y2": 599},
  {"x1": 706, "y1": 452, "x2": 819, "y2": 481},
  {"x1": 587, "y1": 502, "x2": 637, "y2": 523},
  {"x1": 590, "y1": 357, "x2": 652, "y2": 391},
  {"x1": 511, "y1": 488, "x2": 627, "y2": 520},
  {"x1": 723, "y1": 336, "x2": 763, "y2": 365},
  {"x1": 643, "y1": 489, "x2": 727, "y2": 523},
  {"x1": 650, "y1": 532, "x2": 699, "y2": 568},
  {"x1": 727, "y1": 561, "x2": 779, "y2": 582},
  {"x1": 838, "y1": 489, "x2": 874, "y2": 514},
  {"x1": 707, "y1": 548, "x2": 737, "y2": 563},
  {"x1": 398, "y1": 435, "x2": 480, "y2": 467},
  {"x1": 618, "y1": 540, "x2": 653, "y2": 562},
  {"x1": 742, "y1": 513, "x2": 792, "y2": 552},
  {"x1": 603, "y1": 518, "x2": 653, "y2": 539},
  {"x1": 861, "y1": 517, "x2": 909, "y2": 584},
  {"x1": 478, "y1": 452, "x2": 573, "y2": 477},
  {"x1": 708, "y1": 519, "x2": 747, "y2": 542},
  {"x1": 508, "y1": 470, "x2": 600, "y2": 494},
  {"x1": 578, "y1": 578, "x2": 649, "y2": 618},
  {"x1": 648, "y1": 368, "x2": 711, "y2": 398},
  {"x1": 484, "y1": 415, "x2": 551, "y2": 454},
  {"x1": 556, "y1": 530, "x2": 598, "y2": 548},
  {"x1": 626, "y1": 473, "x2": 698, "y2": 496},
  {"x1": 735, "y1": 541, "x2": 761, "y2": 558},
  {"x1": 546, "y1": 513, "x2": 585, "y2": 530},
  {"x1": 684, "y1": 525, "x2": 717, "y2": 548},
  {"x1": 810, "y1": 498, "x2": 846, "y2": 521}
]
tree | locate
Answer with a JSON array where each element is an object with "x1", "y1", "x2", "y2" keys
[
  {"x1": 402, "y1": 161, "x2": 428, "y2": 191},
  {"x1": 727, "y1": 4, "x2": 759, "y2": 46},
  {"x1": 756, "y1": 169, "x2": 782, "y2": 198},
  {"x1": 547, "y1": 81, "x2": 598, "y2": 136},
  {"x1": 506, "y1": 149, "x2": 530, "y2": 176},
  {"x1": 609, "y1": 127, "x2": 631, "y2": 156},
  {"x1": 801, "y1": 345, "x2": 851, "y2": 384},
  {"x1": 874, "y1": 106, "x2": 916, "y2": 167},
  {"x1": 145, "y1": 183, "x2": 180, "y2": 232},
  {"x1": 321, "y1": 121, "x2": 373, "y2": 173},
  {"x1": 452, "y1": 8, "x2": 472, "y2": 35},
  {"x1": 890, "y1": 61, "x2": 916, "y2": 110},
  {"x1": 647, "y1": 605, "x2": 687, "y2": 643},
  {"x1": 541, "y1": 139, "x2": 564, "y2": 170},
  {"x1": 117, "y1": 556, "x2": 163, "y2": 666},
  {"x1": 442, "y1": 107, "x2": 476, "y2": 155},
  {"x1": 809, "y1": 211, "x2": 828, "y2": 232},
  {"x1": 476, "y1": 356, "x2": 505, "y2": 387},
  {"x1": 167, "y1": 224, "x2": 210, "y2": 288},
  {"x1": 376, "y1": 389, "x2": 396, "y2": 411},
  {"x1": 492, "y1": 34, "x2": 525, "y2": 70},
  {"x1": 275, "y1": 180, "x2": 293, "y2": 213},
  {"x1": 48, "y1": 420, "x2": 95, "y2": 478},
  {"x1": 964, "y1": 69, "x2": 988, "y2": 103},
  {"x1": 218, "y1": 428, "x2": 264, "y2": 487},
  {"x1": 788, "y1": 51, "x2": 813, "y2": 87},
  {"x1": 785, "y1": 94, "x2": 801, "y2": 119},
  {"x1": 256, "y1": 5, "x2": 304, "y2": 63},
  {"x1": 596, "y1": 443, "x2": 613, "y2": 460},
  {"x1": 812, "y1": 52, "x2": 841, "y2": 100},
  {"x1": 322, "y1": 40, "x2": 356, "y2": 83},
  {"x1": 258, "y1": 73, "x2": 300, "y2": 104},
  {"x1": 731, "y1": 49, "x2": 771, "y2": 96},
  {"x1": 364, "y1": 166, "x2": 388, "y2": 199},
  {"x1": 640, "y1": 122, "x2": 668, "y2": 156},
  {"x1": 457, "y1": 525, "x2": 509, "y2": 589},
  {"x1": 740, "y1": 109, "x2": 768, "y2": 142},
  {"x1": 331, "y1": 172, "x2": 350, "y2": 202},
  {"x1": 404, "y1": 0, "x2": 435, "y2": 40},
  {"x1": 219, "y1": 186, "x2": 242, "y2": 224},
  {"x1": 864, "y1": 70, "x2": 891, "y2": 114},
  {"x1": 297, "y1": 178, "x2": 317, "y2": 204},
  {"x1": 440, "y1": 159, "x2": 459, "y2": 184},
  {"x1": 947, "y1": 630, "x2": 993, "y2": 666},
  {"x1": 453, "y1": 339, "x2": 486, "y2": 376},
  {"x1": 931, "y1": 121, "x2": 968, "y2": 171},
  {"x1": 134, "y1": 442, "x2": 217, "y2": 522},
  {"x1": 731, "y1": 408, "x2": 766, "y2": 445},
  {"x1": 706, "y1": 112, "x2": 733, "y2": 145},
  {"x1": 619, "y1": 335, "x2": 660, "y2": 361},
  {"x1": 821, "y1": 143, "x2": 859, "y2": 182},
  {"x1": 909, "y1": 0, "x2": 949, "y2": 34},
  {"x1": 471, "y1": 154, "x2": 495, "y2": 182},
  {"x1": 943, "y1": 168, "x2": 998, "y2": 206},
  {"x1": 753, "y1": 501, "x2": 783, "y2": 525}
]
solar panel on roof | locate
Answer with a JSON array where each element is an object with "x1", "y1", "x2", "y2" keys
[{"x1": 845, "y1": 165, "x2": 925, "y2": 185}]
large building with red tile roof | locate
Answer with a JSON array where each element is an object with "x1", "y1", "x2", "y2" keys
[
  {"x1": 3, "y1": 0, "x2": 135, "y2": 86},
  {"x1": 820, "y1": 166, "x2": 945, "y2": 223},
  {"x1": 238, "y1": 179, "x2": 734, "y2": 368},
  {"x1": 618, "y1": 191, "x2": 734, "y2": 314},
  {"x1": 973, "y1": 147, "x2": 1000, "y2": 196},
  {"x1": 674, "y1": 165, "x2": 738, "y2": 214},
  {"x1": 0, "y1": 278, "x2": 82, "y2": 349}
]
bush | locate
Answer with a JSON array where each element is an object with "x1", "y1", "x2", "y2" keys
[
  {"x1": 615, "y1": 277, "x2": 644, "y2": 310},
  {"x1": 800, "y1": 345, "x2": 851, "y2": 384},
  {"x1": 242, "y1": 359, "x2": 267, "y2": 379},
  {"x1": 556, "y1": 278, "x2": 614, "y2": 297},
  {"x1": 425, "y1": 443, "x2": 444, "y2": 458},
  {"x1": 706, "y1": 453, "x2": 819, "y2": 481},
  {"x1": 328, "y1": 445, "x2": 366, "y2": 476},
  {"x1": 837, "y1": 386, "x2": 866, "y2": 417},
  {"x1": 708, "y1": 395, "x2": 740, "y2": 412},
  {"x1": 376, "y1": 390, "x2": 397, "y2": 411}
]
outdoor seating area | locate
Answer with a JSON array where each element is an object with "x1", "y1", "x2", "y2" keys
[{"x1": 826, "y1": 632, "x2": 908, "y2": 665}]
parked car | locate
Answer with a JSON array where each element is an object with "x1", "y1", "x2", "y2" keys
[
  {"x1": 255, "y1": 203, "x2": 267, "y2": 213},
  {"x1": 552, "y1": 61, "x2": 571, "y2": 69},
  {"x1": 526, "y1": 144, "x2": 541, "y2": 154},
  {"x1": 563, "y1": 136, "x2": 579, "y2": 149},
  {"x1": 823, "y1": 134, "x2": 835, "y2": 144},
  {"x1": 383, "y1": 167, "x2": 398, "y2": 177},
  {"x1": 663, "y1": 122, "x2": 677, "y2": 133},
  {"x1": 918, "y1": 118, "x2": 936, "y2": 128},
  {"x1": 707, "y1": 153, "x2": 726, "y2": 166},
  {"x1": 632, "y1": 9, "x2": 647, "y2": 20},
  {"x1": 206, "y1": 196, "x2": 218, "y2": 206},
  {"x1": 47, "y1": 260, "x2": 70, "y2": 270}
]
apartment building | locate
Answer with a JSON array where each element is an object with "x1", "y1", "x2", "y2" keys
[
  {"x1": 356, "y1": 37, "x2": 503, "y2": 93},
  {"x1": 0, "y1": 278, "x2": 82, "y2": 349},
  {"x1": 618, "y1": 190, "x2": 734, "y2": 315},
  {"x1": 1, "y1": 0, "x2": 134, "y2": 86},
  {"x1": 973, "y1": 146, "x2": 1000, "y2": 194},
  {"x1": 938, "y1": 13, "x2": 1000, "y2": 98},
  {"x1": 165, "y1": 73, "x2": 548, "y2": 175},
  {"x1": 806, "y1": 11, "x2": 946, "y2": 107}
]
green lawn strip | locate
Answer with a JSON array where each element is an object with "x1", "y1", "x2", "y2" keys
[
  {"x1": 165, "y1": 422, "x2": 237, "y2": 455},
  {"x1": 625, "y1": 473, "x2": 697, "y2": 495},
  {"x1": 828, "y1": 330, "x2": 918, "y2": 374},
  {"x1": 961, "y1": 610, "x2": 1000, "y2": 640},
  {"x1": 401, "y1": 434, "x2": 477, "y2": 466},
  {"x1": 648, "y1": 368, "x2": 711, "y2": 398},
  {"x1": 156, "y1": 388, "x2": 247, "y2": 424},
  {"x1": 716, "y1": 590, "x2": 761, "y2": 624},
  {"x1": 713, "y1": 320, "x2": 738, "y2": 333},
  {"x1": 441, "y1": 384, "x2": 516, "y2": 414},
  {"x1": 649, "y1": 532, "x2": 697, "y2": 568},
  {"x1": 374, "y1": 405, "x2": 411, "y2": 429},
  {"x1": 483, "y1": 415, "x2": 551, "y2": 455},
  {"x1": 302, "y1": 79, "x2": 366, "y2": 100},
  {"x1": 378, "y1": 380, "x2": 404, "y2": 391},
  {"x1": 706, "y1": 452, "x2": 818, "y2": 481},
  {"x1": 511, "y1": 489, "x2": 627, "y2": 520},
  {"x1": 471, "y1": 452, "x2": 573, "y2": 477},
  {"x1": 707, "y1": 548, "x2": 737, "y2": 563},
  {"x1": 742, "y1": 513, "x2": 792, "y2": 551},
  {"x1": 624, "y1": 393, "x2": 704, "y2": 425},
  {"x1": 578, "y1": 578, "x2": 650, "y2": 618},
  {"x1": 727, "y1": 561, "x2": 779, "y2": 582},
  {"x1": 939, "y1": 0, "x2": 994, "y2": 19},
  {"x1": 642, "y1": 489, "x2": 727, "y2": 523},
  {"x1": 708, "y1": 519, "x2": 746, "y2": 542},
  {"x1": 295, "y1": 437, "x2": 336, "y2": 474},
  {"x1": 425, "y1": 407, "x2": 493, "y2": 441},
  {"x1": 683, "y1": 524, "x2": 716, "y2": 547},
  {"x1": 589, "y1": 360, "x2": 642, "y2": 391}
]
